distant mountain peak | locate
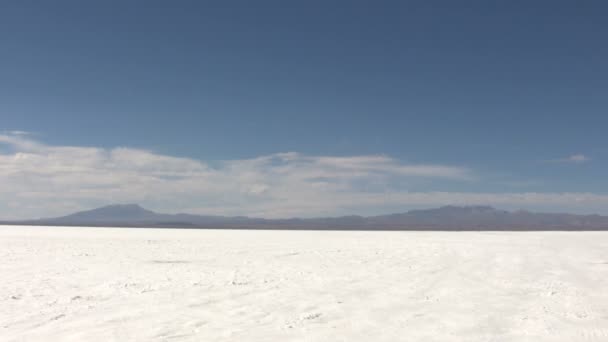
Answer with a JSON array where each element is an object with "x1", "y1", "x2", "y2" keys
[
  {"x1": 87, "y1": 203, "x2": 154, "y2": 214},
  {"x1": 12, "y1": 204, "x2": 608, "y2": 230},
  {"x1": 99, "y1": 203, "x2": 147, "y2": 211},
  {"x1": 437, "y1": 205, "x2": 496, "y2": 211},
  {"x1": 55, "y1": 203, "x2": 158, "y2": 222}
]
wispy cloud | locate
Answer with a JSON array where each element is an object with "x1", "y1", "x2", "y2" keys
[
  {"x1": 1, "y1": 133, "x2": 607, "y2": 219},
  {"x1": 5, "y1": 130, "x2": 32, "y2": 136},
  {"x1": 546, "y1": 154, "x2": 591, "y2": 164}
]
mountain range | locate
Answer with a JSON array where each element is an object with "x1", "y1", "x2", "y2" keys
[{"x1": 2, "y1": 204, "x2": 608, "y2": 230}]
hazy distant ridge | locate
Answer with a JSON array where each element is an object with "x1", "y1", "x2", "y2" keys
[{"x1": 3, "y1": 204, "x2": 608, "y2": 230}]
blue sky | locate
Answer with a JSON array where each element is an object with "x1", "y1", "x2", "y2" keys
[{"x1": 1, "y1": 1, "x2": 607, "y2": 219}]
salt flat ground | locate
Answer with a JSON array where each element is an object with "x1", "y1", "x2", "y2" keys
[{"x1": 1, "y1": 226, "x2": 608, "y2": 341}]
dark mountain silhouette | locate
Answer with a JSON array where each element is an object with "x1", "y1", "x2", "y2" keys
[
  {"x1": 3, "y1": 204, "x2": 608, "y2": 230},
  {"x1": 53, "y1": 204, "x2": 159, "y2": 223}
]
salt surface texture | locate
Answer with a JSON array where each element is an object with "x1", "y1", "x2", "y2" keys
[{"x1": 2, "y1": 226, "x2": 608, "y2": 341}]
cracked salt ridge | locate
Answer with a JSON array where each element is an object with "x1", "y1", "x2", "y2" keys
[{"x1": 1, "y1": 226, "x2": 608, "y2": 341}]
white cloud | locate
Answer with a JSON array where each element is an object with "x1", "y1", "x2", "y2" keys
[
  {"x1": 6, "y1": 130, "x2": 31, "y2": 136},
  {"x1": 548, "y1": 154, "x2": 591, "y2": 164},
  {"x1": 566, "y1": 154, "x2": 590, "y2": 163},
  {"x1": 1, "y1": 133, "x2": 607, "y2": 219}
]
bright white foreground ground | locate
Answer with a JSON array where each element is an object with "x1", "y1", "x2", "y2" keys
[{"x1": 2, "y1": 226, "x2": 608, "y2": 341}]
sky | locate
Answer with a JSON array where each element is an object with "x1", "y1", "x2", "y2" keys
[{"x1": 1, "y1": 1, "x2": 607, "y2": 219}]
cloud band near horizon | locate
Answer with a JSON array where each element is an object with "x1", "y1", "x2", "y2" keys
[{"x1": 1, "y1": 132, "x2": 606, "y2": 220}]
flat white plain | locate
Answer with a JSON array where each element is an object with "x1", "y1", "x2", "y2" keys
[{"x1": 2, "y1": 226, "x2": 608, "y2": 341}]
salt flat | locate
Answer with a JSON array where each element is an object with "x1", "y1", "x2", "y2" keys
[{"x1": 1, "y1": 226, "x2": 608, "y2": 341}]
